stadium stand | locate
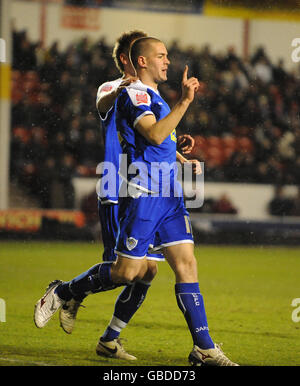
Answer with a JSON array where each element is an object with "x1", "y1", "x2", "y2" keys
[{"x1": 10, "y1": 28, "x2": 300, "y2": 210}]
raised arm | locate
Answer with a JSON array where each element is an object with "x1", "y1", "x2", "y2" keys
[{"x1": 135, "y1": 66, "x2": 199, "y2": 145}]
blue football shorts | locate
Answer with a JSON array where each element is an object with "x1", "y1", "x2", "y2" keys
[
  {"x1": 115, "y1": 194, "x2": 194, "y2": 260},
  {"x1": 98, "y1": 198, "x2": 164, "y2": 261}
]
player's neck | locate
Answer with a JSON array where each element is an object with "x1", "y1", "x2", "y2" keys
[
  {"x1": 124, "y1": 70, "x2": 136, "y2": 78},
  {"x1": 138, "y1": 73, "x2": 158, "y2": 91}
]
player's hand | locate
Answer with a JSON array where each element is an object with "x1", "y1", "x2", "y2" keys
[
  {"x1": 177, "y1": 134, "x2": 195, "y2": 154},
  {"x1": 187, "y1": 159, "x2": 202, "y2": 175},
  {"x1": 181, "y1": 65, "x2": 200, "y2": 104},
  {"x1": 117, "y1": 76, "x2": 138, "y2": 93}
]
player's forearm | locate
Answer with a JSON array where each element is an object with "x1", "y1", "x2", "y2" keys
[
  {"x1": 97, "y1": 90, "x2": 119, "y2": 113},
  {"x1": 147, "y1": 99, "x2": 190, "y2": 145},
  {"x1": 176, "y1": 151, "x2": 188, "y2": 164}
]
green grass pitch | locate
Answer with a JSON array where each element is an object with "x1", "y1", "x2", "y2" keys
[{"x1": 0, "y1": 241, "x2": 299, "y2": 366}]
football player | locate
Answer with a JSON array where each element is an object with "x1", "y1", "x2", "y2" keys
[{"x1": 34, "y1": 31, "x2": 199, "y2": 361}]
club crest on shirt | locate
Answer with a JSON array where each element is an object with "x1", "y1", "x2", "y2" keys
[{"x1": 126, "y1": 237, "x2": 138, "y2": 251}]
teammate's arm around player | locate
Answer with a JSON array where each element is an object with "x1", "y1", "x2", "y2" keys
[{"x1": 97, "y1": 76, "x2": 137, "y2": 113}]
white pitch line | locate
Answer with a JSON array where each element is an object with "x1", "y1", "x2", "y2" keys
[{"x1": 0, "y1": 356, "x2": 53, "y2": 366}]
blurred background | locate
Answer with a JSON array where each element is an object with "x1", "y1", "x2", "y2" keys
[{"x1": 1, "y1": 0, "x2": 300, "y2": 245}]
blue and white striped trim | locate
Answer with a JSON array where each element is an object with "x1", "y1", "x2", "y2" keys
[{"x1": 150, "y1": 239, "x2": 194, "y2": 252}]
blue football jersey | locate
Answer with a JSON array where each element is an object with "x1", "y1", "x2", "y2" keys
[
  {"x1": 96, "y1": 78, "x2": 123, "y2": 203},
  {"x1": 96, "y1": 78, "x2": 165, "y2": 261},
  {"x1": 116, "y1": 80, "x2": 180, "y2": 196}
]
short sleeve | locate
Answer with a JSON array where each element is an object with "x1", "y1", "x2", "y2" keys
[
  {"x1": 125, "y1": 87, "x2": 155, "y2": 127},
  {"x1": 96, "y1": 81, "x2": 114, "y2": 106},
  {"x1": 96, "y1": 79, "x2": 122, "y2": 121}
]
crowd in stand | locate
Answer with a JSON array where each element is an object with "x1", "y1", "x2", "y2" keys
[{"x1": 10, "y1": 29, "x2": 300, "y2": 211}]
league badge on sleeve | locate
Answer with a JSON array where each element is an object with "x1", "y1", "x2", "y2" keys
[
  {"x1": 136, "y1": 93, "x2": 148, "y2": 105},
  {"x1": 101, "y1": 84, "x2": 113, "y2": 93},
  {"x1": 127, "y1": 88, "x2": 151, "y2": 107}
]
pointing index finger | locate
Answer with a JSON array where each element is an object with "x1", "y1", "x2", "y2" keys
[{"x1": 182, "y1": 65, "x2": 188, "y2": 82}]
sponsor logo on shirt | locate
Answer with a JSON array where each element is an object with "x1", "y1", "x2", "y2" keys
[{"x1": 136, "y1": 93, "x2": 148, "y2": 104}]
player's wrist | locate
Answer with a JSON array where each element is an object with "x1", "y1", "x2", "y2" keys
[
  {"x1": 176, "y1": 152, "x2": 186, "y2": 164},
  {"x1": 179, "y1": 97, "x2": 191, "y2": 108}
]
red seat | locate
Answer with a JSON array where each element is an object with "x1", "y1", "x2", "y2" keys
[
  {"x1": 189, "y1": 135, "x2": 207, "y2": 159},
  {"x1": 222, "y1": 135, "x2": 238, "y2": 150},
  {"x1": 11, "y1": 88, "x2": 24, "y2": 103},
  {"x1": 76, "y1": 165, "x2": 91, "y2": 176},
  {"x1": 24, "y1": 71, "x2": 39, "y2": 82},
  {"x1": 222, "y1": 135, "x2": 238, "y2": 160},
  {"x1": 196, "y1": 81, "x2": 206, "y2": 96},
  {"x1": 190, "y1": 147, "x2": 206, "y2": 161},
  {"x1": 23, "y1": 79, "x2": 38, "y2": 93},
  {"x1": 237, "y1": 136, "x2": 254, "y2": 153},
  {"x1": 13, "y1": 126, "x2": 31, "y2": 144},
  {"x1": 223, "y1": 147, "x2": 236, "y2": 160},
  {"x1": 11, "y1": 70, "x2": 22, "y2": 81},
  {"x1": 206, "y1": 136, "x2": 222, "y2": 148},
  {"x1": 193, "y1": 135, "x2": 207, "y2": 149},
  {"x1": 29, "y1": 126, "x2": 48, "y2": 145},
  {"x1": 206, "y1": 146, "x2": 225, "y2": 166}
]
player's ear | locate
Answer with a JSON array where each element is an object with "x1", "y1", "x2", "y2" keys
[
  {"x1": 137, "y1": 55, "x2": 147, "y2": 69},
  {"x1": 119, "y1": 53, "x2": 128, "y2": 66}
]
